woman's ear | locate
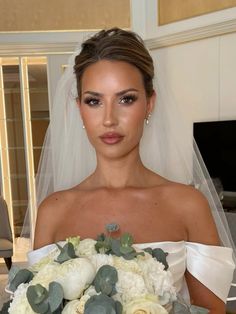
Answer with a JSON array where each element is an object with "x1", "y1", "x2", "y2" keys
[{"x1": 146, "y1": 90, "x2": 156, "y2": 115}]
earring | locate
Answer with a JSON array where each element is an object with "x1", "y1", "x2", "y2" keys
[
  {"x1": 145, "y1": 113, "x2": 152, "y2": 125},
  {"x1": 82, "y1": 125, "x2": 85, "y2": 129}
]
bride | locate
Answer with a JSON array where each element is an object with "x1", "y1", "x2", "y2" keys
[{"x1": 30, "y1": 28, "x2": 235, "y2": 313}]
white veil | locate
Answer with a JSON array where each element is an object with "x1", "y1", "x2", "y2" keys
[{"x1": 22, "y1": 38, "x2": 235, "y2": 298}]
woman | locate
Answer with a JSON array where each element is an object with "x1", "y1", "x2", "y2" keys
[{"x1": 31, "y1": 28, "x2": 235, "y2": 313}]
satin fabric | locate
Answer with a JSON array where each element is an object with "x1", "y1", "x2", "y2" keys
[{"x1": 28, "y1": 241, "x2": 235, "y2": 303}]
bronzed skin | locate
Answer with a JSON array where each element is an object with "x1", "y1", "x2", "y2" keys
[{"x1": 34, "y1": 61, "x2": 225, "y2": 313}]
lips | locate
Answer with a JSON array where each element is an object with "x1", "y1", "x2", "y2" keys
[{"x1": 100, "y1": 132, "x2": 124, "y2": 144}]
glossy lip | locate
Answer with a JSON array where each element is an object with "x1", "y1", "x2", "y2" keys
[{"x1": 99, "y1": 132, "x2": 124, "y2": 145}]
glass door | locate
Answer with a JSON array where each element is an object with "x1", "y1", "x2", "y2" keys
[{"x1": 0, "y1": 57, "x2": 49, "y2": 261}]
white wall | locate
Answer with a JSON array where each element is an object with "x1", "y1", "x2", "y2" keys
[{"x1": 151, "y1": 32, "x2": 236, "y2": 126}]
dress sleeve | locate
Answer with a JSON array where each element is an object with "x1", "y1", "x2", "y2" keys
[{"x1": 185, "y1": 242, "x2": 235, "y2": 302}]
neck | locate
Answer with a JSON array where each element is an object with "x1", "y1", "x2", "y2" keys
[{"x1": 92, "y1": 147, "x2": 148, "y2": 189}]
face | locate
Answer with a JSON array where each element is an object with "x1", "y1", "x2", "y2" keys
[{"x1": 77, "y1": 60, "x2": 155, "y2": 159}]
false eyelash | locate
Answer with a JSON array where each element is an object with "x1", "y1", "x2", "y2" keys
[
  {"x1": 83, "y1": 97, "x2": 101, "y2": 107},
  {"x1": 120, "y1": 94, "x2": 138, "y2": 105}
]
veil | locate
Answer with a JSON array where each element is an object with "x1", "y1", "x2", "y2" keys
[{"x1": 21, "y1": 40, "x2": 235, "y2": 299}]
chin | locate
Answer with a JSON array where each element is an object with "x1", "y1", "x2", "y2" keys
[{"x1": 96, "y1": 142, "x2": 140, "y2": 160}]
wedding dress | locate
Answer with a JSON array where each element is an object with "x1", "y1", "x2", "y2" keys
[
  {"x1": 21, "y1": 35, "x2": 236, "y2": 302},
  {"x1": 27, "y1": 240, "x2": 235, "y2": 303}
]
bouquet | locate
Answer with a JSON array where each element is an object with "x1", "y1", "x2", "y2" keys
[{"x1": 1, "y1": 224, "x2": 209, "y2": 314}]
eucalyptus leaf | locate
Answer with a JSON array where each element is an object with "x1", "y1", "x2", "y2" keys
[
  {"x1": 190, "y1": 305, "x2": 209, "y2": 314},
  {"x1": 119, "y1": 246, "x2": 134, "y2": 255},
  {"x1": 169, "y1": 300, "x2": 190, "y2": 314},
  {"x1": 0, "y1": 300, "x2": 12, "y2": 314},
  {"x1": 55, "y1": 242, "x2": 76, "y2": 264},
  {"x1": 96, "y1": 233, "x2": 106, "y2": 242},
  {"x1": 27, "y1": 284, "x2": 50, "y2": 313},
  {"x1": 34, "y1": 284, "x2": 48, "y2": 304},
  {"x1": 115, "y1": 300, "x2": 123, "y2": 314},
  {"x1": 144, "y1": 247, "x2": 169, "y2": 270},
  {"x1": 111, "y1": 239, "x2": 122, "y2": 256},
  {"x1": 123, "y1": 252, "x2": 136, "y2": 260},
  {"x1": 120, "y1": 233, "x2": 133, "y2": 247},
  {"x1": 9, "y1": 269, "x2": 34, "y2": 292},
  {"x1": 105, "y1": 223, "x2": 120, "y2": 233},
  {"x1": 152, "y1": 248, "x2": 169, "y2": 270},
  {"x1": 143, "y1": 247, "x2": 153, "y2": 256},
  {"x1": 7, "y1": 265, "x2": 20, "y2": 284},
  {"x1": 84, "y1": 294, "x2": 117, "y2": 314},
  {"x1": 48, "y1": 282, "x2": 64, "y2": 312},
  {"x1": 95, "y1": 233, "x2": 112, "y2": 254},
  {"x1": 27, "y1": 282, "x2": 63, "y2": 314},
  {"x1": 93, "y1": 265, "x2": 118, "y2": 296}
]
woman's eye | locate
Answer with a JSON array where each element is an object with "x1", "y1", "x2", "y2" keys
[
  {"x1": 84, "y1": 98, "x2": 101, "y2": 107},
  {"x1": 120, "y1": 95, "x2": 137, "y2": 105}
]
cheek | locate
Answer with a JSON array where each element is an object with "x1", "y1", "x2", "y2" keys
[
  {"x1": 80, "y1": 108, "x2": 99, "y2": 128},
  {"x1": 123, "y1": 105, "x2": 146, "y2": 128}
]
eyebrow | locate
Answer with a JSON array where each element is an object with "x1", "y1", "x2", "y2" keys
[{"x1": 83, "y1": 88, "x2": 139, "y2": 97}]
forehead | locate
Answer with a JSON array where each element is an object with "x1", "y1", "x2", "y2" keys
[{"x1": 81, "y1": 60, "x2": 144, "y2": 91}]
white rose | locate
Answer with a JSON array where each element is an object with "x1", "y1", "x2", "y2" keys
[
  {"x1": 75, "y1": 239, "x2": 97, "y2": 257},
  {"x1": 116, "y1": 269, "x2": 148, "y2": 303},
  {"x1": 8, "y1": 283, "x2": 34, "y2": 314},
  {"x1": 55, "y1": 258, "x2": 96, "y2": 300},
  {"x1": 123, "y1": 295, "x2": 168, "y2": 314},
  {"x1": 89, "y1": 253, "x2": 114, "y2": 272},
  {"x1": 62, "y1": 294, "x2": 90, "y2": 314}
]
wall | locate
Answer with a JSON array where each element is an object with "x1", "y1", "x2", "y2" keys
[
  {"x1": 0, "y1": 0, "x2": 130, "y2": 32},
  {"x1": 151, "y1": 32, "x2": 236, "y2": 125},
  {"x1": 159, "y1": 0, "x2": 236, "y2": 25}
]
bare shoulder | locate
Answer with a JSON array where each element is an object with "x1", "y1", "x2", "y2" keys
[
  {"x1": 33, "y1": 188, "x2": 80, "y2": 249},
  {"x1": 156, "y1": 181, "x2": 220, "y2": 245}
]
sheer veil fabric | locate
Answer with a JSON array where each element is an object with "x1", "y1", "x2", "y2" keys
[{"x1": 22, "y1": 44, "x2": 235, "y2": 298}]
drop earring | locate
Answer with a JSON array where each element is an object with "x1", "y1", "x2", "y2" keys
[{"x1": 145, "y1": 113, "x2": 152, "y2": 125}]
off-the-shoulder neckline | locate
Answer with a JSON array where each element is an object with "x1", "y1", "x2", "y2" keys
[{"x1": 31, "y1": 240, "x2": 232, "y2": 253}]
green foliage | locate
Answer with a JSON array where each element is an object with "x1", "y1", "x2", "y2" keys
[
  {"x1": 84, "y1": 293, "x2": 122, "y2": 314},
  {"x1": 93, "y1": 265, "x2": 118, "y2": 296},
  {"x1": 9, "y1": 268, "x2": 34, "y2": 292},
  {"x1": 55, "y1": 242, "x2": 77, "y2": 264},
  {"x1": 95, "y1": 232, "x2": 144, "y2": 260},
  {"x1": 66, "y1": 236, "x2": 80, "y2": 249},
  {"x1": 144, "y1": 247, "x2": 169, "y2": 270},
  {"x1": 26, "y1": 282, "x2": 64, "y2": 314},
  {"x1": 0, "y1": 300, "x2": 12, "y2": 314},
  {"x1": 170, "y1": 300, "x2": 190, "y2": 314},
  {"x1": 190, "y1": 305, "x2": 209, "y2": 314},
  {"x1": 105, "y1": 223, "x2": 120, "y2": 233},
  {"x1": 8, "y1": 265, "x2": 20, "y2": 283},
  {"x1": 95, "y1": 233, "x2": 113, "y2": 255},
  {"x1": 170, "y1": 300, "x2": 209, "y2": 314}
]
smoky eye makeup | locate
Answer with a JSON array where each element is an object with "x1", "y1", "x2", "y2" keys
[
  {"x1": 83, "y1": 97, "x2": 102, "y2": 107},
  {"x1": 119, "y1": 93, "x2": 138, "y2": 105}
]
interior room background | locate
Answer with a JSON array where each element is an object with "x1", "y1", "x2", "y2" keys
[{"x1": 0, "y1": 0, "x2": 236, "y2": 263}]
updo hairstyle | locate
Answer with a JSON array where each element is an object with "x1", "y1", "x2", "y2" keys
[{"x1": 74, "y1": 28, "x2": 154, "y2": 99}]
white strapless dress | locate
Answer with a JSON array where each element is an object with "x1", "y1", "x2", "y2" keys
[{"x1": 27, "y1": 241, "x2": 235, "y2": 303}]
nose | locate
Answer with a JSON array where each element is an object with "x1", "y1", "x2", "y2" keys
[{"x1": 103, "y1": 103, "x2": 118, "y2": 127}]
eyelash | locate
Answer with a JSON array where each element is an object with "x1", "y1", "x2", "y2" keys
[
  {"x1": 83, "y1": 94, "x2": 138, "y2": 107},
  {"x1": 84, "y1": 97, "x2": 101, "y2": 107},
  {"x1": 119, "y1": 94, "x2": 137, "y2": 105}
]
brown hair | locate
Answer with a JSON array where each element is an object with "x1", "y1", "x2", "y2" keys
[{"x1": 74, "y1": 28, "x2": 154, "y2": 99}]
